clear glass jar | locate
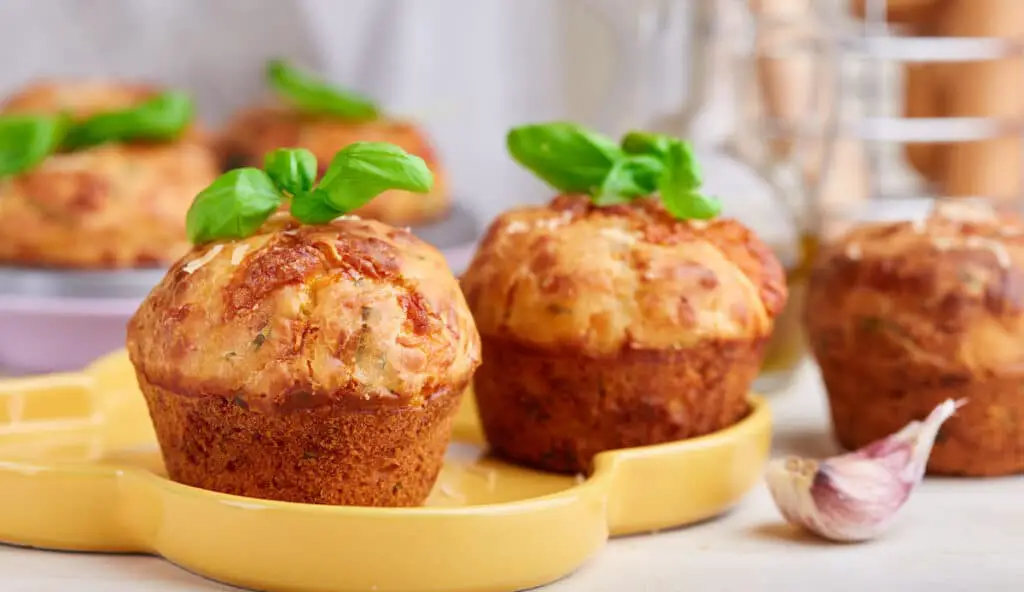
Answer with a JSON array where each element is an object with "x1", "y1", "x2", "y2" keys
[{"x1": 636, "y1": 0, "x2": 838, "y2": 392}]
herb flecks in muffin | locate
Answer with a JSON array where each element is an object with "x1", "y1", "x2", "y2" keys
[
  {"x1": 266, "y1": 59, "x2": 379, "y2": 121},
  {"x1": 185, "y1": 142, "x2": 433, "y2": 244},
  {"x1": 0, "y1": 92, "x2": 194, "y2": 178},
  {"x1": 506, "y1": 122, "x2": 721, "y2": 221}
]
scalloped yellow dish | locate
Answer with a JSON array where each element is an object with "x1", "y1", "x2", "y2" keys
[{"x1": 0, "y1": 350, "x2": 771, "y2": 592}]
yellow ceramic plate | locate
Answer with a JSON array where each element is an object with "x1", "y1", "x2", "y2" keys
[{"x1": 0, "y1": 350, "x2": 771, "y2": 592}]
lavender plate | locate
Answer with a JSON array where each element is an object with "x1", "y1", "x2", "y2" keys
[{"x1": 0, "y1": 206, "x2": 482, "y2": 375}]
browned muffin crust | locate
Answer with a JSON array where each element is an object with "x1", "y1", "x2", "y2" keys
[
  {"x1": 475, "y1": 335, "x2": 766, "y2": 473},
  {"x1": 140, "y1": 375, "x2": 464, "y2": 506},
  {"x1": 217, "y1": 105, "x2": 449, "y2": 225},
  {"x1": 128, "y1": 215, "x2": 481, "y2": 505},
  {"x1": 806, "y1": 200, "x2": 1024, "y2": 476},
  {"x1": 461, "y1": 195, "x2": 787, "y2": 473},
  {"x1": 0, "y1": 81, "x2": 218, "y2": 268}
]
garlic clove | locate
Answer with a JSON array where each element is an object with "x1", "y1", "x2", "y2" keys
[{"x1": 765, "y1": 398, "x2": 964, "y2": 542}]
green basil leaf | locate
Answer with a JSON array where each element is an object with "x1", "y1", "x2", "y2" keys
[
  {"x1": 0, "y1": 115, "x2": 66, "y2": 177},
  {"x1": 621, "y1": 131, "x2": 675, "y2": 159},
  {"x1": 61, "y1": 91, "x2": 194, "y2": 151},
  {"x1": 186, "y1": 168, "x2": 283, "y2": 244},
  {"x1": 506, "y1": 122, "x2": 622, "y2": 193},
  {"x1": 264, "y1": 148, "x2": 317, "y2": 196},
  {"x1": 291, "y1": 188, "x2": 344, "y2": 224},
  {"x1": 594, "y1": 154, "x2": 664, "y2": 205},
  {"x1": 659, "y1": 141, "x2": 720, "y2": 220},
  {"x1": 266, "y1": 59, "x2": 379, "y2": 121},
  {"x1": 317, "y1": 141, "x2": 433, "y2": 213}
]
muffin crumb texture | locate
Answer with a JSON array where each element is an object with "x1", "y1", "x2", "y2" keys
[
  {"x1": 806, "y1": 200, "x2": 1024, "y2": 476},
  {"x1": 460, "y1": 195, "x2": 787, "y2": 473},
  {"x1": 127, "y1": 215, "x2": 480, "y2": 505}
]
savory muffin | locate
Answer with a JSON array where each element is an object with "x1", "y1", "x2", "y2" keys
[
  {"x1": 218, "y1": 107, "x2": 448, "y2": 226},
  {"x1": 127, "y1": 214, "x2": 481, "y2": 506},
  {"x1": 0, "y1": 81, "x2": 219, "y2": 268},
  {"x1": 806, "y1": 199, "x2": 1024, "y2": 476},
  {"x1": 460, "y1": 194, "x2": 788, "y2": 474}
]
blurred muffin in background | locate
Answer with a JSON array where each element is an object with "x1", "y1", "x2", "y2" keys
[
  {"x1": 806, "y1": 199, "x2": 1024, "y2": 477},
  {"x1": 217, "y1": 60, "x2": 449, "y2": 226},
  {"x1": 0, "y1": 80, "x2": 219, "y2": 269}
]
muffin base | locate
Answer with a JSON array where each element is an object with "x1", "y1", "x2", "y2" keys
[
  {"x1": 135, "y1": 374, "x2": 465, "y2": 506},
  {"x1": 818, "y1": 357, "x2": 1024, "y2": 476},
  {"x1": 473, "y1": 336, "x2": 767, "y2": 474}
]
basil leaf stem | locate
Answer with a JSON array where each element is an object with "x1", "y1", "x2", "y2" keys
[
  {"x1": 267, "y1": 59, "x2": 379, "y2": 121},
  {"x1": 659, "y1": 141, "x2": 721, "y2": 220},
  {"x1": 264, "y1": 148, "x2": 317, "y2": 196},
  {"x1": 595, "y1": 154, "x2": 663, "y2": 206},
  {"x1": 290, "y1": 189, "x2": 344, "y2": 224}
]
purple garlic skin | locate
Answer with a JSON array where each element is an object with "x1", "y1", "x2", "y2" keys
[{"x1": 765, "y1": 398, "x2": 964, "y2": 542}]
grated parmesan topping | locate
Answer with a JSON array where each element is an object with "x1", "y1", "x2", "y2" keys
[
  {"x1": 934, "y1": 200, "x2": 997, "y2": 223},
  {"x1": 182, "y1": 244, "x2": 224, "y2": 274},
  {"x1": 964, "y1": 236, "x2": 1012, "y2": 269},
  {"x1": 930, "y1": 235, "x2": 1012, "y2": 268},
  {"x1": 504, "y1": 220, "x2": 531, "y2": 234},
  {"x1": 230, "y1": 244, "x2": 250, "y2": 265},
  {"x1": 598, "y1": 227, "x2": 639, "y2": 245},
  {"x1": 930, "y1": 236, "x2": 957, "y2": 251},
  {"x1": 845, "y1": 242, "x2": 862, "y2": 260}
]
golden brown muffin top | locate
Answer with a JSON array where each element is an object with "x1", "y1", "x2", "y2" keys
[
  {"x1": 127, "y1": 215, "x2": 480, "y2": 412},
  {"x1": 807, "y1": 200, "x2": 1024, "y2": 373},
  {"x1": 460, "y1": 195, "x2": 787, "y2": 356},
  {"x1": 217, "y1": 105, "x2": 439, "y2": 172},
  {"x1": 1, "y1": 80, "x2": 207, "y2": 143},
  {"x1": 2, "y1": 80, "x2": 161, "y2": 118}
]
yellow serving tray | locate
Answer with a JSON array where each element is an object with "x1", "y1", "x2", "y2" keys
[{"x1": 0, "y1": 350, "x2": 771, "y2": 592}]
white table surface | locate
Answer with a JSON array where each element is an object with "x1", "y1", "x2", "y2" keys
[{"x1": 1, "y1": 361, "x2": 1021, "y2": 592}]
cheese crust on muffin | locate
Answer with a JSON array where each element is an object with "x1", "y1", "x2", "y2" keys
[
  {"x1": 0, "y1": 81, "x2": 219, "y2": 268},
  {"x1": 217, "y1": 106, "x2": 449, "y2": 226},
  {"x1": 460, "y1": 195, "x2": 787, "y2": 473},
  {"x1": 806, "y1": 200, "x2": 1024, "y2": 476},
  {"x1": 127, "y1": 214, "x2": 480, "y2": 505}
]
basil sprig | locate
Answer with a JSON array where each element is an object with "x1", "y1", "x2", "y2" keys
[
  {"x1": 0, "y1": 91, "x2": 194, "y2": 178},
  {"x1": 267, "y1": 59, "x2": 379, "y2": 121},
  {"x1": 506, "y1": 123, "x2": 722, "y2": 220},
  {"x1": 61, "y1": 91, "x2": 193, "y2": 150},
  {"x1": 185, "y1": 142, "x2": 433, "y2": 244}
]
